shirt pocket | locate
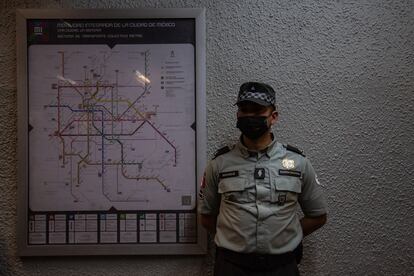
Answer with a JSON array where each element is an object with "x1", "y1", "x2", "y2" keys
[
  {"x1": 218, "y1": 177, "x2": 253, "y2": 204},
  {"x1": 271, "y1": 176, "x2": 302, "y2": 203}
]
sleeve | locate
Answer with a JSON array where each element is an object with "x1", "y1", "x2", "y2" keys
[
  {"x1": 197, "y1": 159, "x2": 221, "y2": 215},
  {"x1": 299, "y1": 158, "x2": 328, "y2": 217}
]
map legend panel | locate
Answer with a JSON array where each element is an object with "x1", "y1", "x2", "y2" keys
[
  {"x1": 48, "y1": 214, "x2": 66, "y2": 244},
  {"x1": 159, "y1": 213, "x2": 177, "y2": 243},
  {"x1": 120, "y1": 213, "x2": 137, "y2": 243},
  {"x1": 28, "y1": 214, "x2": 47, "y2": 244},
  {"x1": 100, "y1": 213, "x2": 118, "y2": 243},
  {"x1": 28, "y1": 211, "x2": 196, "y2": 245},
  {"x1": 179, "y1": 213, "x2": 197, "y2": 243}
]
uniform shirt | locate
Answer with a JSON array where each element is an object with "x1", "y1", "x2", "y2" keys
[{"x1": 198, "y1": 138, "x2": 327, "y2": 254}]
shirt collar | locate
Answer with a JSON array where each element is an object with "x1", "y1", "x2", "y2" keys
[{"x1": 237, "y1": 134, "x2": 278, "y2": 159}]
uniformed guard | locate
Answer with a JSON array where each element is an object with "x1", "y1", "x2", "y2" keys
[{"x1": 198, "y1": 82, "x2": 327, "y2": 276}]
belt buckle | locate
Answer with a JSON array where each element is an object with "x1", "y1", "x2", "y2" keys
[{"x1": 256, "y1": 254, "x2": 267, "y2": 265}]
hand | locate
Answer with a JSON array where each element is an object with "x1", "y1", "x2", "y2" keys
[{"x1": 300, "y1": 214, "x2": 327, "y2": 236}]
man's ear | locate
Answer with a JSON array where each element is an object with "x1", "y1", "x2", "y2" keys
[{"x1": 270, "y1": 111, "x2": 278, "y2": 125}]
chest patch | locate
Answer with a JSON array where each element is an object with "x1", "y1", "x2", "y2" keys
[
  {"x1": 279, "y1": 169, "x2": 302, "y2": 178},
  {"x1": 254, "y1": 168, "x2": 266, "y2": 179},
  {"x1": 219, "y1": 171, "x2": 239, "y2": 179},
  {"x1": 282, "y1": 158, "x2": 295, "y2": 169}
]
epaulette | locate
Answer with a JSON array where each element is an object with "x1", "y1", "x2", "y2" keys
[
  {"x1": 212, "y1": 146, "x2": 231, "y2": 160},
  {"x1": 284, "y1": 144, "x2": 306, "y2": 157}
]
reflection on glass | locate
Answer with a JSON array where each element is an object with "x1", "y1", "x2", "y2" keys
[
  {"x1": 56, "y1": 75, "x2": 76, "y2": 85},
  {"x1": 134, "y1": 70, "x2": 151, "y2": 84}
]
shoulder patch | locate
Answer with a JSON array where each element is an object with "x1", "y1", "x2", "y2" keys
[
  {"x1": 284, "y1": 144, "x2": 306, "y2": 157},
  {"x1": 213, "y1": 146, "x2": 231, "y2": 159}
]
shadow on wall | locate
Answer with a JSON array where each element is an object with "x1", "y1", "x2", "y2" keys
[{"x1": 300, "y1": 239, "x2": 318, "y2": 274}]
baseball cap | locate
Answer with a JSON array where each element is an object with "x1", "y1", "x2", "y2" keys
[{"x1": 236, "y1": 82, "x2": 276, "y2": 107}]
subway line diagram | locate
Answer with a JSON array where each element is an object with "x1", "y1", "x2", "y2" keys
[{"x1": 29, "y1": 44, "x2": 196, "y2": 211}]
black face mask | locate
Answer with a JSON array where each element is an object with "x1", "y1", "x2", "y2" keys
[{"x1": 236, "y1": 116, "x2": 270, "y2": 140}]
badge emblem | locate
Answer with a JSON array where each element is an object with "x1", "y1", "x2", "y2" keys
[
  {"x1": 315, "y1": 174, "x2": 322, "y2": 186},
  {"x1": 282, "y1": 159, "x2": 295, "y2": 169},
  {"x1": 254, "y1": 168, "x2": 265, "y2": 179}
]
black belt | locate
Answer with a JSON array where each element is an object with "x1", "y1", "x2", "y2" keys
[{"x1": 216, "y1": 246, "x2": 298, "y2": 270}]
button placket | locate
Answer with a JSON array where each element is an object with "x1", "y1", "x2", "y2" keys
[
  {"x1": 255, "y1": 159, "x2": 272, "y2": 211},
  {"x1": 269, "y1": 161, "x2": 279, "y2": 203}
]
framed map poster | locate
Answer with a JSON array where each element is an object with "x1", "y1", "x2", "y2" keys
[{"x1": 16, "y1": 8, "x2": 206, "y2": 256}]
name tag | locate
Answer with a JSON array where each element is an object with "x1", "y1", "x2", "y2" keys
[
  {"x1": 279, "y1": 169, "x2": 302, "y2": 178},
  {"x1": 219, "y1": 171, "x2": 239, "y2": 179}
]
